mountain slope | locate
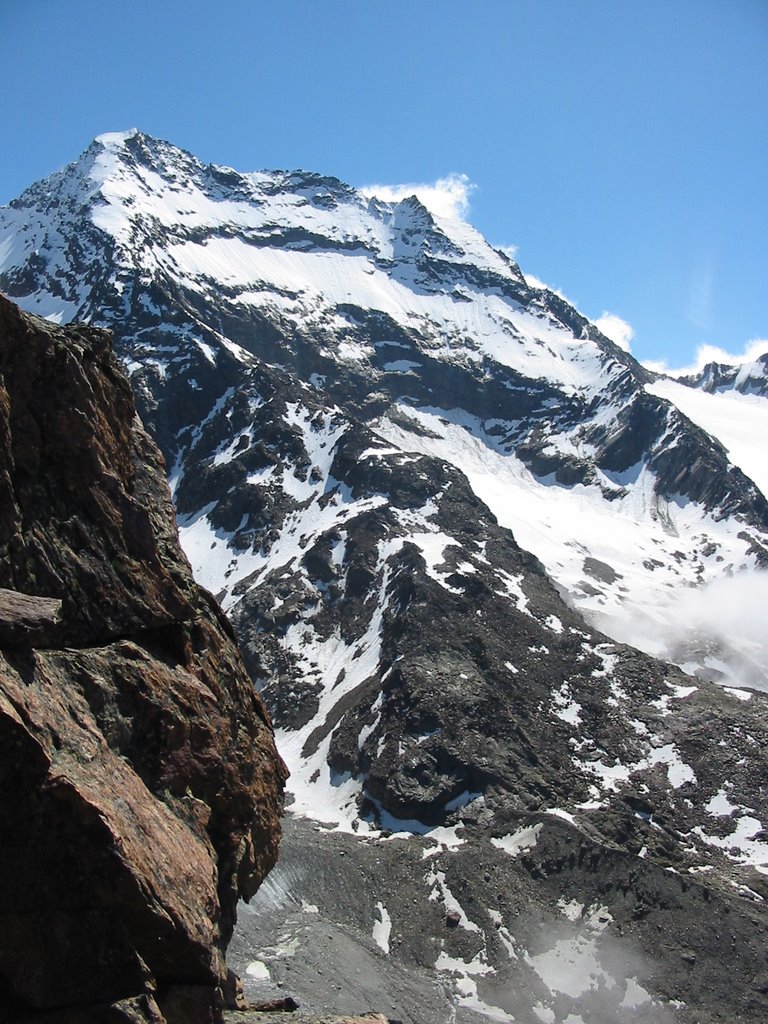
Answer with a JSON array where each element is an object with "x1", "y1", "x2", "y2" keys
[
  {"x1": 3, "y1": 132, "x2": 768, "y2": 1021},
  {"x1": 2, "y1": 130, "x2": 766, "y2": 693}
]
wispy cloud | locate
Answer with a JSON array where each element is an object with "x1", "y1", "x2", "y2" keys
[
  {"x1": 603, "y1": 571, "x2": 768, "y2": 692},
  {"x1": 594, "y1": 312, "x2": 634, "y2": 352},
  {"x1": 495, "y1": 243, "x2": 518, "y2": 260},
  {"x1": 523, "y1": 272, "x2": 579, "y2": 307},
  {"x1": 524, "y1": 272, "x2": 548, "y2": 291},
  {"x1": 643, "y1": 337, "x2": 768, "y2": 377},
  {"x1": 360, "y1": 173, "x2": 475, "y2": 221},
  {"x1": 527, "y1": 283, "x2": 636, "y2": 354},
  {"x1": 687, "y1": 259, "x2": 715, "y2": 331}
]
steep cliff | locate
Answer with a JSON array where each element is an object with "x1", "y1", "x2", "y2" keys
[{"x1": 0, "y1": 294, "x2": 286, "y2": 1023}]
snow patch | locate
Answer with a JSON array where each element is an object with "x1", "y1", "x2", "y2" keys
[
  {"x1": 372, "y1": 901, "x2": 391, "y2": 954},
  {"x1": 491, "y1": 823, "x2": 543, "y2": 858}
]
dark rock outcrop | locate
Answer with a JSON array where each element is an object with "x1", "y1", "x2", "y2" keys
[{"x1": 0, "y1": 295, "x2": 287, "y2": 1023}]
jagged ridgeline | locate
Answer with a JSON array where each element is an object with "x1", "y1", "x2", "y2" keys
[{"x1": 2, "y1": 132, "x2": 768, "y2": 1023}]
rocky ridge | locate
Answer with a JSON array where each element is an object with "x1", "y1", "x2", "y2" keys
[
  {"x1": 0, "y1": 295, "x2": 286, "y2": 1023},
  {"x1": 680, "y1": 352, "x2": 768, "y2": 397}
]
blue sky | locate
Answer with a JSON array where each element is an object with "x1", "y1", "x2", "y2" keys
[{"x1": 2, "y1": 0, "x2": 766, "y2": 370}]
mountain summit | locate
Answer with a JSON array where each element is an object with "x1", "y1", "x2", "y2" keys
[{"x1": 2, "y1": 132, "x2": 768, "y2": 1021}]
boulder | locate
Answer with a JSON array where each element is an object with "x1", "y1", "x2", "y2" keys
[{"x1": 0, "y1": 295, "x2": 287, "y2": 1022}]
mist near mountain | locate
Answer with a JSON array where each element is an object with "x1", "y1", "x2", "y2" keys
[{"x1": 600, "y1": 569, "x2": 768, "y2": 692}]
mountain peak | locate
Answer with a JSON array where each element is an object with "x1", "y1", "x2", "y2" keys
[
  {"x1": 94, "y1": 127, "x2": 142, "y2": 148},
  {"x1": 1, "y1": 133, "x2": 767, "y2": 692}
]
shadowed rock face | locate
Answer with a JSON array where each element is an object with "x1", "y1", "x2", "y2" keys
[{"x1": 0, "y1": 295, "x2": 286, "y2": 1023}]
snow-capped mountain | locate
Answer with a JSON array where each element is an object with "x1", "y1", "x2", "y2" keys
[
  {"x1": 2, "y1": 130, "x2": 766, "y2": 686},
  {"x1": 3, "y1": 130, "x2": 768, "y2": 1022}
]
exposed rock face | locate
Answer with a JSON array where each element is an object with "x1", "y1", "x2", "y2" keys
[{"x1": 0, "y1": 295, "x2": 286, "y2": 1023}]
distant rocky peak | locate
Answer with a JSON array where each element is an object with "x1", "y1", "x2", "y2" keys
[
  {"x1": 681, "y1": 350, "x2": 768, "y2": 397},
  {"x1": 389, "y1": 193, "x2": 461, "y2": 256},
  {"x1": 93, "y1": 128, "x2": 198, "y2": 177},
  {"x1": 392, "y1": 191, "x2": 435, "y2": 223}
]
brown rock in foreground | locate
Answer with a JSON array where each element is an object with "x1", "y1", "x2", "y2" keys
[
  {"x1": 0, "y1": 295, "x2": 287, "y2": 1023},
  {"x1": 224, "y1": 1014, "x2": 393, "y2": 1023}
]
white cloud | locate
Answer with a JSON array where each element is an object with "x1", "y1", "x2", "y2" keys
[
  {"x1": 643, "y1": 338, "x2": 768, "y2": 378},
  {"x1": 496, "y1": 243, "x2": 518, "y2": 261},
  {"x1": 524, "y1": 272, "x2": 548, "y2": 291},
  {"x1": 594, "y1": 312, "x2": 634, "y2": 352},
  {"x1": 604, "y1": 570, "x2": 768, "y2": 692},
  {"x1": 523, "y1": 273, "x2": 578, "y2": 307},
  {"x1": 360, "y1": 173, "x2": 475, "y2": 221},
  {"x1": 523, "y1": 281, "x2": 634, "y2": 355},
  {"x1": 641, "y1": 357, "x2": 671, "y2": 375}
]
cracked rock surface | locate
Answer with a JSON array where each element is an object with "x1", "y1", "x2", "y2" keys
[{"x1": 0, "y1": 296, "x2": 286, "y2": 1023}]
